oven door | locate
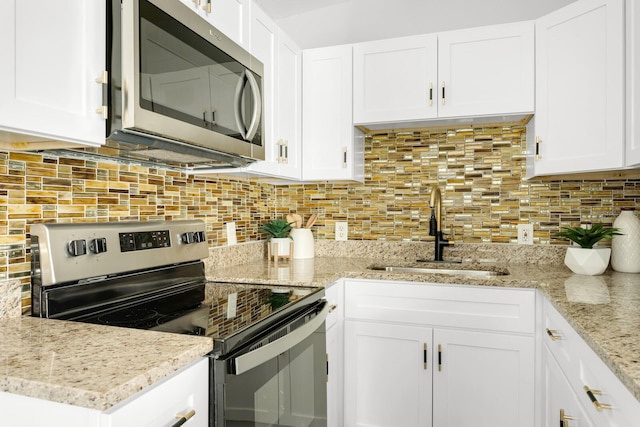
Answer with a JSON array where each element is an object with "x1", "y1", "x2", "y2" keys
[{"x1": 212, "y1": 301, "x2": 328, "y2": 427}]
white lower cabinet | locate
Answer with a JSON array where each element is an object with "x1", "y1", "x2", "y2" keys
[
  {"x1": 101, "y1": 357, "x2": 209, "y2": 427},
  {"x1": 542, "y1": 343, "x2": 596, "y2": 427},
  {"x1": 542, "y1": 299, "x2": 640, "y2": 427},
  {"x1": 432, "y1": 328, "x2": 534, "y2": 427},
  {"x1": 342, "y1": 279, "x2": 535, "y2": 427},
  {"x1": 326, "y1": 281, "x2": 345, "y2": 427},
  {"x1": 345, "y1": 321, "x2": 433, "y2": 427},
  {"x1": 0, "y1": 358, "x2": 209, "y2": 427}
]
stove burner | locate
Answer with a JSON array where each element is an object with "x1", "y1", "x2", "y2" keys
[{"x1": 96, "y1": 307, "x2": 160, "y2": 327}]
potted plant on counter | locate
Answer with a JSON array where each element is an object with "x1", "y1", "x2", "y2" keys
[
  {"x1": 556, "y1": 223, "x2": 622, "y2": 275},
  {"x1": 262, "y1": 218, "x2": 294, "y2": 258}
]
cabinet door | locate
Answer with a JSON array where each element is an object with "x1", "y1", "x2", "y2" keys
[
  {"x1": 249, "y1": 28, "x2": 303, "y2": 180},
  {"x1": 271, "y1": 31, "x2": 302, "y2": 180},
  {"x1": 326, "y1": 281, "x2": 344, "y2": 427},
  {"x1": 543, "y1": 344, "x2": 596, "y2": 427},
  {"x1": 0, "y1": 0, "x2": 105, "y2": 146},
  {"x1": 207, "y1": 0, "x2": 249, "y2": 48},
  {"x1": 250, "y1": 4, "x2": 277, "y2": 162},
  {"x1": 530, "y1": 0, "x2": 624, "y2": 177},
  {"x1": 627, "y1": 0, "x2": 640, "y2": 166},
  {"x1": 432, "y1": 328, "x2": 535, "y2": 427},
  {"x1": 344, "y1": 321, "x2": 432, "y2": 427},
  {"x1": 302, "y1": 45, "x2": 360, "y2": 182},
  {"x1": 353, "y1": 35, "x2": 438, "y2": 124},
  {"x1": 326, "y1": 322, "x2": 342, "y2": 427},
  {"x1": 437, "y1": 21, "x2": 534, "y2": 118}
]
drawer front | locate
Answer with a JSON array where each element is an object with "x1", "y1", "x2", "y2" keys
[
  {"x1": 344, "y1": 279, "x2": 535, "y2": 334},
  {"x1": 543, "y1": 299, "x2": 640, "y2": 427},
  {"x1": 102, "y1": 358, "x2": 209, "y2": 427}
]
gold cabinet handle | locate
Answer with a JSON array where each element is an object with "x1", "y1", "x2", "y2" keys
[
  {"x1": 95, "y1": 71, "x2": 108, "y2": 120},
  {"x1": 428, "y1": 83, "x2": 433, "y2": 106},
  {"x1": 423, "y1": 343, "x2": 428, "y2": 370},
  {"x1": 441, "y1": 81, "x2": 446, "y2": 105},
  {"x1": 95, "y1": 70, "x2": 108, "y2": 85},
  {"x1": 203, "y1": 0, "x2": 211, "y2": 13},
  {"x1": 545, "y1": 328, "x2": 561, "y2": 341},
  {"x1": 584, "y1": 386, "x2": 613, "y2": 412},
  {"x1": 328, "y1": 304, "x2": 338, "y2": 313},
  {"x1": 438, "y1": 344, "x2": 442, "y2": 371},
  {"x1": 535, "y1": 136, "x2": 542, "y2": 160},
  {"x1": 172, "y1": 409, "x2": 195, "y2": 427},
  {"x1": 95, "y1": 106, "x2": 108, "y2": 120},
  {"x1": 560, "y1": 409, "x2": 573, "y2": 427}
]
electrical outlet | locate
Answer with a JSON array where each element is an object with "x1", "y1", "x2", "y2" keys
[
  {"x1": 335, "y1": 221, "x2": 348, "y2": 241},
  {"x1": 227, "y1": 292, "x2": 238, "y2": 319},
  {"x1": 517, "y1": 224, "x2": 534, "y2": 245},
  {"x1": 226, "y1": 222, "x2": 237, "y2": 245}
]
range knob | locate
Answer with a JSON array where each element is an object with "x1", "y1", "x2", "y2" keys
[
  {"x1": 182, "y1": 231, "x2": 207, "y2": 244},
  {"x1": 194, "y1": 231, "x2": 206, "y2": 243},
  {"x1": 181, "y1": 232, "x2": 195, "y2": 244},
  {"x1": 89, "y1": 237, "x2": 108, "y2": 254},
  {"x1": 67, "y1": 239, "x2": 87, "y2": 257}
]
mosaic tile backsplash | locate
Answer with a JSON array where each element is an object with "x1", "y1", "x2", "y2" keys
[{"x1": 2, "y1": 124, "x2": 640, "y2": 310}]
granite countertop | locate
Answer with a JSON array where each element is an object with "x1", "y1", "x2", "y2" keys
[
  {"x1": 206, "y1": 256, "x2": 640, "y2": 402},
  {"x1": 2, "y1": 251, "x2": 638, "y2": 411},
  {"x1": 0, "y1": 317, "x2": 213, "y2": 411}
]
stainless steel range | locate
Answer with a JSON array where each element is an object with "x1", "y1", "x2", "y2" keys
[{"x1": 30, "y1": 220, "x2": 328, "y2": 427}]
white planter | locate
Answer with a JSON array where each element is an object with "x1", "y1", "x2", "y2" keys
[
  {"x1": 611, "y1": 210, "x2": 640, "y2": 273},
  {"x1": 270, "y1": 238, "x2": 292, "y2": 257},
  {"x1": 564, "y1": 247, "x2": 611, "y2": 276},
  {"x1": 290, "y1": 228, "x2": 315, "y2": 259}
]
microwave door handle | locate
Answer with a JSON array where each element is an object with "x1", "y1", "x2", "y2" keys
[
  {"x1": 233, "y1": 70, "x2": 247, "y2": 139},
  {"x1": 244, "y1": 70, "x2": 262, "y2": 141},
  {"x1": 231, "y1": 303, "x2": 329, "y2": 375}
]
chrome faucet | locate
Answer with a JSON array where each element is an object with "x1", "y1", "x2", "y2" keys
[{"x1": 429, "y1": 186, "x2": 450, "y2": 262}]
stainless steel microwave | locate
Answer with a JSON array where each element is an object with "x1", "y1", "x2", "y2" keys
[{"x1": 106, "y1": 0, "x2": 265, "y2": 169}]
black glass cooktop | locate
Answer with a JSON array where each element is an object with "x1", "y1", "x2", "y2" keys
[{"x1": 74, "y1": 281, "x2": 322, "y2": 344}]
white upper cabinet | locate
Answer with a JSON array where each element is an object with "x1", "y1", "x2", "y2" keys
[
  {"x1": 353, "y1": 35, "x2": 438, "y2": 124},
  {"x1": 353, "y1": 22, "x2": 534, "y2": 127},
  {"x1": 528, "y1": 0, "x2": 625, "y2": 178},
  {"x1": 245, "y1": 5, "x2": 302, "y2": 180},
  {"x1": 437, "y1": 21, "x2": 534, "y2": 118},
  {"x1": 249, "y1": 3, "x2": 278, "y2": 165},
  {"x1": 627, "y1": 0, "x2": 640, "y2": 166},
  {"x1": 271, "y1": 30, "x2": 303, "y2": 179},
  {"x1": 179, "y1": 0, "x2": 249, "y2": 48},
  {"x1": 207, "y1": 0, "x2": 250, "y2": 48},
  {"x1": 0, "y1": 0, "x2": 105, "y2": 146},
  {"x1": 302, "y1": 45, "x2": 364, "y2": 182}
]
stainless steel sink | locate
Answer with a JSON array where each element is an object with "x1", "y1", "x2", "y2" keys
[{"x1": 368, "y1": 266, "x2": 508, "y2": 277}]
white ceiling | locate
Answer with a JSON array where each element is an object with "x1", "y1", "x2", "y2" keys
[{"x1": 253, "y1": 0, "x2": 578, "y2": 49}]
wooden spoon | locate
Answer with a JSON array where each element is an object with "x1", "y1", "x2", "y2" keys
[
  {"x1": 286, "y1": 214, "x2": 295, "y2": 227},
  {"x1": 305, "y1": 214, "x2": 318, "y2": 228},
  {"x1": 293, "y1": 213, "x2": 303, "y2": 228}
]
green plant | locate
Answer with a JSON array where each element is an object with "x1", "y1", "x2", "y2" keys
[
  {"x1": 261, "y1": 218, "x2": 293, "y2": 240},
  {"x1": 556, "y1": 223, "x2": 622, "y2": 249}
]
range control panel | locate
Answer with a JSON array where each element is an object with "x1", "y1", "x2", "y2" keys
[
  {"x1": 31, "y1": 220, "x2": 209, "y2": 286},
  {"x1": 119, "y1": 230, "x2": 172, "y2": 252}
]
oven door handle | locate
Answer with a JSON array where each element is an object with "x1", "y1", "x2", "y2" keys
[{"x1": 232, "y1": 302, "x2": 329, "y2": 375}]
